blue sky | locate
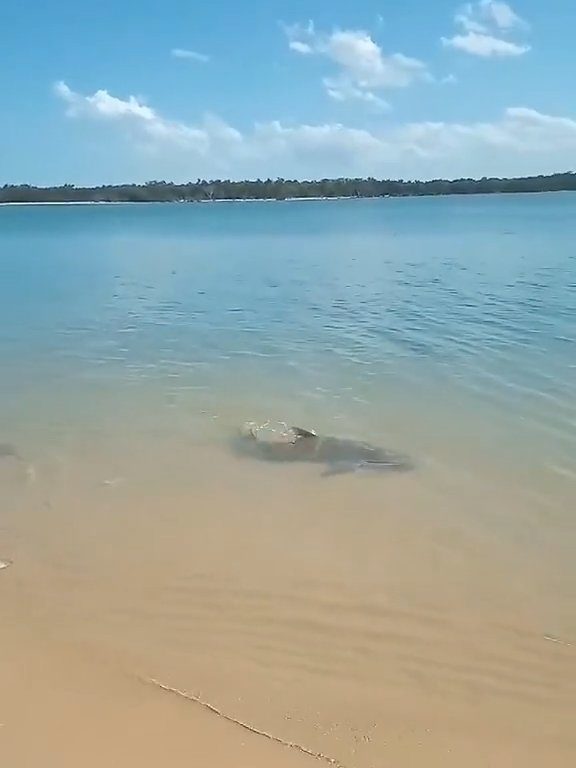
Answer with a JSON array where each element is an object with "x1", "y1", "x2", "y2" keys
[{"x1": 1, "y1": 0, "x2": 575, "y2": 184}]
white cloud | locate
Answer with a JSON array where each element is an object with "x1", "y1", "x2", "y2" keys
[
  {"x1": 323, "y1": 77, "x2": 389, "y2": 111},
  {"x1": 479, "y1": 0, "x2": 526, "y2": 30},
  {"x1": 171, "y1": 48, "x2": 210, "y2": 63},
  {"x1": 454, "y1": 9, "x2": 488, "y2": 34},
  {"x1": 55, "y1": 82, "x2": 576, "y2": 181},
  {"x1": 54, "y1": 81, "x2": 157, "y2": 121},
  {"x1": 288, "y1": 40, "x2": 313, "y2": 54},
  {"x1": 53, "y1": 81, "x2": 239, "y2": 154},
  {"x1": 442, "y1": 31, "x2": 529, "y2": 56},
  {"x1": 320, "y1": 31, "x2": 429, "y2": 89},
  {"x1": 284, "y1": 21, "x2": 315, "y2": 56},
  {"x1": 444, "y1": 1, "x2": 530, "y2": 57},
  {"x1": 284, "y1": 22, "x2": 430, "y2": 106}
]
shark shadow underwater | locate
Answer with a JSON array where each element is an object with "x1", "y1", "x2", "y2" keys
[{"x1": 231, "y1": 423, "x2": 415, "y2": 476}]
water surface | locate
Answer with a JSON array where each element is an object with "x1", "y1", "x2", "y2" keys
[{"x1": 0, "y1": 195, "x2": 575, "y2": 767}]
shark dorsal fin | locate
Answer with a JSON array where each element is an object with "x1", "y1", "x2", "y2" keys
[{"x1": 290, "y1": 426, "x2": 317, "y2": 439}]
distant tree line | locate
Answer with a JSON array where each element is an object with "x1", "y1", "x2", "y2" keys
[{"x1": 2, "y1": 173, "x2": 576, "y2": 203}]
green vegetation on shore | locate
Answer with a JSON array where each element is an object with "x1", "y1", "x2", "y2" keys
[{"x1": 2, "y1": 173, "x2": 576, "y2": 203}]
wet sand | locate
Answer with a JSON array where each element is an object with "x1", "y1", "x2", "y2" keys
[
  {"x1": 1, "y1": 431, "x2": 574, "y2": 767},
  {"x1": 0, "y1": 614, "x2": 322, "y2": 768}
]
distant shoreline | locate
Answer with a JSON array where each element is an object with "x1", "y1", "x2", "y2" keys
[
  {"x1": 0, "y1": 196, "x2": 359, "y2": 206},
  {"x1": 1, "y1": 190, "x2": 575, "y2": 207},
  {"x1": 1, "y1": 172, "x2": 575, "y2": 204}
]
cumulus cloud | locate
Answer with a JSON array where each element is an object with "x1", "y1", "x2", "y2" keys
[
  {"x1": 284, "y1": 22, "x2": 430, "y2": 107},
  {"x1": 53, "y1": 81, "x2": 239, "y2": 153},
  {"x1": 54, "y1": 81, "x2": 156, "y2": 121},
  {"x1": 171, "y1": 48, "x2": 210, "y2": 63},
  {"x1": 288, "y1": 40, "x2": 313, "y2": 55},
  {"x1": 443, "y1": 1, "x2": 530, "y2": 57},
  {"x1": 54, "y1": 82, "x2": 576, "y2": 180},
  {"x1": 443, "y1": 32, "x2": 529, "y2": 56},
  {"x1": 323, "y1": 77, "x2": 389, "y2": 111},
  {"x1": 479, "y1": 0, "x2": 526, "y2": 30}
]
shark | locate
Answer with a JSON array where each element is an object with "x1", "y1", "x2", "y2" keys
[{"x1": 232, "y1": 423, "x2": 415, "y2": 476}]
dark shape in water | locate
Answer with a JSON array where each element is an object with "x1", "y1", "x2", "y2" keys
[
  {"x1": 232, "y1": 423, "x2": 414, "y2": 476},
  {"x1": 0, "y1": 443, "x2": 20, "y2": 460}
]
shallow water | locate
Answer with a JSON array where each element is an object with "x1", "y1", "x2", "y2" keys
[{"x1": 0, "y1": 196, "x2": 575, "y2": 766}]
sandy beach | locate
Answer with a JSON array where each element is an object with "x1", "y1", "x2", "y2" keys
[
  {"x1": 1, "y1": 431, "x2": 574, "y2": 768},
  {"x1": 0, "y1": 605, "x2": 321, "y2": 768}
]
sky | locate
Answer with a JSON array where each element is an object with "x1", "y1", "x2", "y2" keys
[{"x1": 1, "y1": 0, "x2": 575, "y2": 184}]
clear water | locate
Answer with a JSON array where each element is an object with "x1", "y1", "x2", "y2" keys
[
  {"x1": 1, "y1": 195, "x2": 575, "y2": 767},
  {"x1": 1, "y1": 195, "x2": 574, "y2": 482}
]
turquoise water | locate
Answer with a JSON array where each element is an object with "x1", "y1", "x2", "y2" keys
[
  {"x1": 1, "y1": 195, "x2": 574, "y2": 482},
  {"x1": 1, "y1": 195, "x2": 575, "y2": 767}
]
